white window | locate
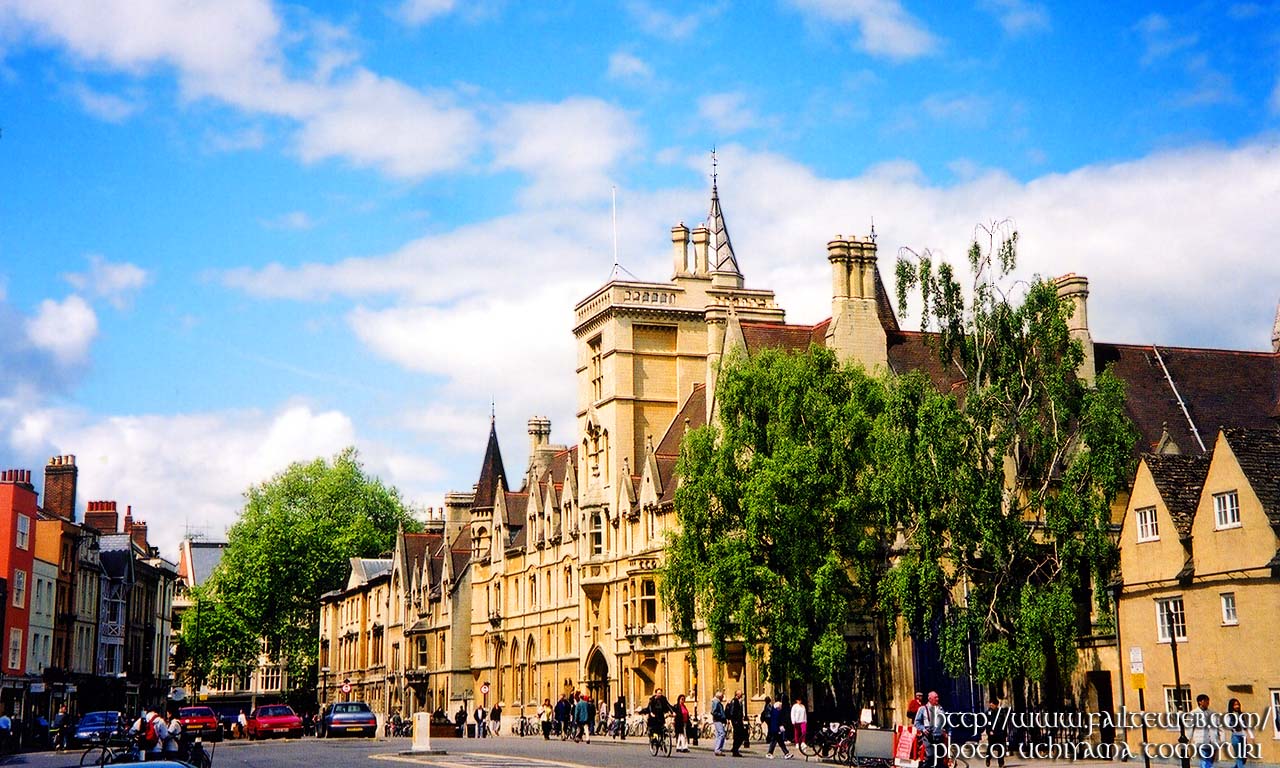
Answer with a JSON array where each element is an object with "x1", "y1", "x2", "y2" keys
[
  {"x1": 1270, "y1": 690, "x2": 1280, "y2": 739},
  {"x1": 1164, "y1": 685, "x2": 1191, "y2": 714},
  {"x1": 1136, "y1": 507, "x2": 1159, "y2": 542},
  {"x1": 7, "y1": 629, "x2": 20, "y2": 669},
  {"x1": 12, "y1": 570, "x2": 25, "y2": 609},
  {"x1": 15, "y1": 515, "x2": 29, "y2": 550},
  {"x1": 1214, "y1": 491, "x2": 1241, "y2": 529},
  {"x1": 1221, "y1": 593, "x2": 1238, "y2": 625},
  {"x1": 1156, "y1": 597, "x2": 1186, "y2": 642}
]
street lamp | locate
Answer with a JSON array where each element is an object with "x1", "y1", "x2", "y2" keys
[
  {"x1": 1164, "y1": 603, "x2": 1190, "y2": 768},
  {"x1": 320, "y1": 667, "x2": 330, "y2": 710}
]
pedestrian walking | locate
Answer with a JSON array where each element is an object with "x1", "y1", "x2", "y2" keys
[
  {"x1": 574, "y1": 693, "x2": 591, "y2": 742},
  {"x1": 163, "y1": 704, "x2": 182, "y2": 760},
  {"x1": 674, "y1": 694, "x2": 691, "y2": 752},
  {"x1": 539, "y1": 698, "x2": 553, "y2": 740},
  {"x1": 711, "y1": 690, "x2": 728, "y2": 756},
  {"x1": 726, "y1": 690, "x2": 747, "y2": 757},
  {"x1": 790, "y1": 698, "x2": 807, "y2": 747},
  {"x1": 907, "y1": 692, "x2": 925, "y2": 725},
  {"x1": 474, "y1": 704, "x2": 487, "y2": 738},
  {"x1": 454, "y1": 705, "x2": 467, "y2": 737},
  {"x1": 613, "y1": 695, "x2": 628, "y2": 740},
  {"x1": 584, "y1": 696, "x2": 596, "y2": 737},
  {"x1": 984, "y1": 699, "x2": 1008, "y2": 768},
  {"x1": 1190, "y1": 694, "x2": 1222, "y2": 768},
  {"x1": 555, "y1": 694, "x2": 571, "y2": 739},
  {"x1": 490, "y1": 703, "x2": 503, "y2": 736},
  {"x1": 1225, "y1": 698, "x2": 1253, "y2": 768},
  {"x1": 914, "y1": 692, "x2": 947, "y2": 768},
  {"x1": 766, "y1": 699, "x2": 792, "y2": 759}
]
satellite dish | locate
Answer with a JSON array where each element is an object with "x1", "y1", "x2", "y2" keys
[{"x1": 170, "y1": 687, "x2": 187, "y2": 702}]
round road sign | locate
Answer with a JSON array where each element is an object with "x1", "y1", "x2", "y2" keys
[
  {"x1": 341, "y1": 682, "x2": 352, "y2": 694},
  {"x1": 481, "y1": 683, "x2": 490, "y2": 695}
]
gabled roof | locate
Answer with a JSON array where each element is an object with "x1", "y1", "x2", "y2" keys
[
  {"x1": 1142, "y1": 453, "x2": 1212, "y2": 536},
  {"x1": 99, "y1": 533, "x2": 134, "y2": 581},
  {"x1": 1222, "y1": 427, "x2": 1280, "y2": 528},
  {"x1": 1096, "y1": 343, "x2": 1280, "y2": 455},
  {"x1": 473, "y1": 419, "x2": 508, "y2": 509},
  {"x1": 656, "y1": 384, "x2": 706, "y2": 457}
]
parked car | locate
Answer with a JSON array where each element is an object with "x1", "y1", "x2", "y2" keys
[
  {"x1": 70, "y1": 711, "x2": 122, "y2": 748},
  {"x1": 246, "y1": 704, "x2": 303, "y2": 740},
  {"x1": 178, "y1": 706, "x2": 223, "y2": 741},
  {"x1": 318, "y1": 702, "x2": 377, "y2": 738}
]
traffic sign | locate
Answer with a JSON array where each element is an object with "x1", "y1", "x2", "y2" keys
[
  {"x1": 480, "y1": 683, "x2": 490, "y2": 695},
  {"x1": 341, "y1": 682, "x2": 352, "y2": 694},
  {"x1": 1130, "y1": 673, "x2": 1146, "y2": 690},
  {"x1": 1129, "y1": 646, "x2": 1144, "y2": 674}
]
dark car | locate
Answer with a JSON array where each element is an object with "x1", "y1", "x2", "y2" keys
[
  {"x1": 318, "y1": 702, "x2": 377, "y2": 738},
  {"x1": 246, "y1": 704, "x2": 303, "y2": 740},
  {"x1": 70, "y1": 710, "x2": 122, "y2": 748},
  {"x1": 178, "y1": 706, "x2": 223, "y2": 741}
]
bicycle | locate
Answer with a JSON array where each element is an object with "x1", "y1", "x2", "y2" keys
[
  {"x1": 649, "y1": 724, "x2": 674, "y2": 757},
  {"x1": 516, "y1": 716, "x2": 539, "y2": 737},
  {"x1": 80, "y1": 730, "x2": 141, "y2": 766},
  {"x1": 798, "y1": 721, "x2": 851, "y2": 760}
]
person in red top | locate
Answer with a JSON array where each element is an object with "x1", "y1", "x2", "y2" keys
[{"x1": 906, "y1": 692, "x2": 925, "y2": 724}]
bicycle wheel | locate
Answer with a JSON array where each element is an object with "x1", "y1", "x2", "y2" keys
[
  {"x1": 81, "y1": 745, "x2": 109, "y2": 766},
  {"x1": 663, "y1": 733, "x2": 673, "y2": 757},
  {"x1": 650, "y1": 734, "x2": 660, "y2": 757}
]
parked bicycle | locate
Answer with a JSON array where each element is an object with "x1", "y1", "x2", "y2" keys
[
  {"x1": 516, "y1": 716, "x2": 540, "y2": 737},
  {"x1": 79, "y1": 728, "x2": 140, "y2": 766}
]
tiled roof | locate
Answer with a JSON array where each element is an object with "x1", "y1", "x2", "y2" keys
[
  {"x1": 886, "y1": 331, "x2": 966, "y2": 393},
  {"x1": 656, "y1": 384, "x2": 706, "y2": 457},
  {"x1": 1222, "y1": 427, "x2": 1280, "y2": 528},
  {"x1": 1096, "y1": 343, "x2": 1280, "y2": 455},
  {"x1": 741, "y1": 322, "x2": 819, "y2": 355},
  {"x1": 1142, "y1": 453, "x2": 1212, "y2": 536},
  {"x1": 657, "y1": 456, "x2": 679, "y2": 505},
  {"x1": 473, "y1": 420, "x2": 508, "y2": 509},
  {"x1": 503, "y1": 491, "x2": 528, "y2": 528}
]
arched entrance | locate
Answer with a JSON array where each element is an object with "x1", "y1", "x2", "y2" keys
[{"x1": 585, "y1": 647, "x2": 610, "y2": 707}]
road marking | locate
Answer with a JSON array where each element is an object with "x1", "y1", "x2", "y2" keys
[{"x1": 371, "y1": 751, "x2": 601, "y2": 768}]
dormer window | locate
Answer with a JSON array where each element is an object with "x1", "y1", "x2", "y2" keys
[
  {"x1": 1213, "y1": 491, "x2": 1241, "y2": 529},
  {"x1": 1136, "y1": 507, "x2": 1159, "y2": 542}
]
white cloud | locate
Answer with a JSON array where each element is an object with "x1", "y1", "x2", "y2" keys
[
  {"x1": 607, "y1": 51, "x2": 653, "y2": 83},
  {"x1": 492, "y1": 98, "x2": 640, "y2": 204},
  {"x1": 4, "y1": 401, "x2": 444, "y2": 557},
  {"x1": 697, "y1": 92, "x2": 762, "y2": 135},
  {"x1": 1134, "y1": 13, "x2": 1197, "y2": 66},
  {"x1": 68, "y1": 82, "x2": 140, "y2": 122},
  {"x1": 786, "y1": 0, "x2": 938, "y2": 60},
  {"x1": 24, "y1": 295, "x2": 98, "y2": 365},
  {"x1": 920, "y1": 93, "x2": 991, "y2": 126},
  {"x1": 260, "y1": 211, "x2": 315, "y2": 231},
  {"x1": 979, "y1": 0, "x2": 1049, "y2": 37},
  {"x1": 64, "y1": 254, "x2": 150, "y2": 309},
  {"x1": 205, "y1": 126, "x2": 267, "y2": 153},
  {"x1": 397, "y1": 0, "x2": 456, "y2": 26},
  {"x1": 623, "y1": 0, "x2": 720, "y2": 40}
]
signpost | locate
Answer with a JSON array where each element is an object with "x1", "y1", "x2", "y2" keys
[{"x1": 1131, "y1": 647, "x2": 1151, "y2": 768}]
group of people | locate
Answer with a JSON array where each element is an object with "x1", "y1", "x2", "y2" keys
[
  {"x1": 1188, "y1": 694, "x2": 1257, "y2": 768},
  {"x1": 707, "y1": 689, "x2": 807, "y2": 759}
]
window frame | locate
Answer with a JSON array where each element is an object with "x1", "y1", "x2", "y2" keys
[
  {"x1": 15, "y1": 514, "x2": 30, "y2": 550},
  {"x1": 1163, "y1": 685, "x2": 1191, "y2": 716},
  {"x1": 1220, "y1": 593, "x2": 1238, "y2": 626},
  {"x1": 12, "y1": 570, "x2": 26, "y2": 609},
  {"x1": 1213, "y1": 490, "x2": 1241, "y2": 530},
  {"x1": 1156, "y1": 596, "x2": 1187, "y2": 643},
  {"x1": 1135, "y1": 506, "x2": 1160, "y2": 542},
  {"x1": 1270, "y1": 690, "x2": 1280, "y2": 740}
]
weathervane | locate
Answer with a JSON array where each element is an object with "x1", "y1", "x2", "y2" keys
[{"x1": 711, "y1": 146, "x2": 718, "y2": 189}]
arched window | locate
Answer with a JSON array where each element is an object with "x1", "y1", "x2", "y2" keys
[{"x1": 529, "y1": 575, "x2": 537, "y2": 608}]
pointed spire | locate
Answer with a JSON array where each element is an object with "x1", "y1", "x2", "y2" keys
[
  {"x1": 1272, "y1": 300, "x2": 1280, "y2": 353},
  {"x1": 473, "y1": 416, "x2": 508, "y2": 509},
  {"x1": 708, "y1": 149, "x2": 740, "y2": 275}
]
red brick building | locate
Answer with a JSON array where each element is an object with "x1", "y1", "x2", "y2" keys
[{"x1": 0, "y1": 469, "x2": 38, "y2": 686}]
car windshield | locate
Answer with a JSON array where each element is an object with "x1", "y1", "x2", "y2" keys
[
  {"x1": 333, "y1": 703, "x2": 370, "y2": 714},
  {"x1": 80, "y1": 712, "x2": 118, "y2": 727},
  {"x1": 260, "y1": 706, "x2": 294, "y2": 717},
  {"x1": 180, "y1": 708, "x2": 215, "y2": 718}
]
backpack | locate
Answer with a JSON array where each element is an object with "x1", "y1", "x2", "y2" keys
[
  {"x1": 760, "y1": 708, "x2": 769, "y2": 724},
  {"x1": 141, "y1": 714, "x2": 160, "y2": 751}
]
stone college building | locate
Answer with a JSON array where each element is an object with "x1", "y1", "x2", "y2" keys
[{"x1": 319, "y1": 182, "x2": 1280, "y2": 761}]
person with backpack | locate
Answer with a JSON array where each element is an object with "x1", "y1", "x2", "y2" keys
[{"x1": 131, "y1": 706, "x2": 168, "y2": 761}]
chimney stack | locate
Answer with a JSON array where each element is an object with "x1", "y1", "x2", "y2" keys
[
  {"x1": 1055, "y1": 274, "x2": 1095, "y2": 387},
  {"x1": 690, "y1": 225, "x2": 710, "y2": 276},
  {"x1": 671, "y1": 223, "x2": 690, "y2": 277},
  {"x1": 130, "y1": 518, "x2": 149, "y2": 552},
  {"x1": 84, "y1": 500, "x2": 119, "y2": 534},
  {"x1": 825, "y1": 231, "x2": 888, "y2": 370},
  {"x1": 44, "y1": 455, "x2": 78, "y2": 521},
  {"x1": 1, "y1": 469, "x2": 34, "y2": 487}
]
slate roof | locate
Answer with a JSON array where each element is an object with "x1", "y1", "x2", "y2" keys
[
  {"x1": 656, "y1": 384, "x2": 706, "y2": 457},
  {"x1": 1142, "y1": 453, "x2": 1212, "y2": 536},
  {"x1": 186, "y1": 541, "x2": 226, "y2": 587},
  {"x1": 1222, "y1": 427, "x2": 1280, "y2": 528},
  {"x1": 99, "y1": 533, "x2": 134, "y2": 580}
]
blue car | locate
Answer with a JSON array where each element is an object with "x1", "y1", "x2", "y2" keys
[
  {"x1": 318, "y1": 702, "x2": 377, "y2": 738},
  {"x1": 71, "y1": 711, "x2": 122, "y2": 748}
]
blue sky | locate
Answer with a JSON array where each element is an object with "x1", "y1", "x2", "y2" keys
[{"x1": 2, "y1": 0, "x2": 1279, "y2": 558}]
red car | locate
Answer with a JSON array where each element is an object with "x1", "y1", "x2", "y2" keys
[
  {"x1": 178, "y1": 706, "x2": 223, "y2": 741},
  {"x1": 246, "y1": 704, "x2": 303, "y2": 740}
]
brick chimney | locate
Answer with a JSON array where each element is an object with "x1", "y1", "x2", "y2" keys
[
  {"x1": 129, "y1": 517, "x2": 149, "y2": 552},
  {"x1": 84, "y1": 500, "x2": 119, "y2": 534},
  {"x1": 43, "y1": 455, "x2": 78, "y2": 521},
  {"x1": 0, "y1": 469, "x2": 34, "y2": 489}
]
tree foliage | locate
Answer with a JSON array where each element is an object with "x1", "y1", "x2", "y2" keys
[
  {"x1": 885, "y1": 222, "x2": 1137, "y2": 685},
  {"x1": 179, "y1": 447, "x2": 420, "y2": 690},
  {"x1": 660, "y1": 346, "x2": 889, "y2": 686}
]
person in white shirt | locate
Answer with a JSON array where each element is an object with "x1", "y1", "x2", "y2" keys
[
  {"x1": 131, "y1": 708, "x2": 169, "y2": 762},
  {"x1": 163, "y1": 704, "x2": 183, "y2": 759},
  {"x1": 790, "y1": 698, "x2": 808, "y2": 746},
  {"x1": 913, "y1": 692, "x2": 947, "y2": 768},
  {"x1": 1189, "y1": 694, "x2": 1222, "y2": 768}
]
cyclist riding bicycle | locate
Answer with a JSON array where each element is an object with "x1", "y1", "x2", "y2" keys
[{"x1": 640, "y1": 688, "x2": 673, "y2": 744}]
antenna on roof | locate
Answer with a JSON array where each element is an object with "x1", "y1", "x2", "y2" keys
[
  {"x1": 611, "y1": 185, "x2": 619, "y2": 271},
  {"x1": 870, "y1": 216, "x2": 877, "y2": 244},
  {"x1": 711, "y1": 146, "x2": 718, "y2": 188}
]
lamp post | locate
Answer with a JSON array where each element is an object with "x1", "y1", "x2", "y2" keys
[
  {"x1": 320, "y1": 667, "x2": 330, "y2": 711},
  {"x1": 1164, "y1": 603, "x2": 1190, "y2": 768}
]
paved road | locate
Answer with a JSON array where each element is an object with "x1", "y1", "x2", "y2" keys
[{"x1": 6, "y1": 735, "x2": 1140, "y2": 768}]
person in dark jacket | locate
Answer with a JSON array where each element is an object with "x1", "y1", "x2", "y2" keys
[
  {"x1": 766, "y1": 699, "x2": 792, "y2": 759},
  {"x1": 726, "y1": 691, "x2": 747, "y2": 757},
  {"x1": 454, "y1": 706, "x2": 467, "y2": 737},
  {"x1": 554, "y1": 695, "x2": 571, "y2": 739},
  {"x1": 984, "y1": 699, "x2": 1008, "y2": 768},
  {"x1": 640, "y1": 688, "x2": 673, "y2": 744},
  {"x1": 612, "y1": 695, "x2": 628, "y2": 740}
]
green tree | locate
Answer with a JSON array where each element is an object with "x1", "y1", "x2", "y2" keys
[
  {"x1": 883, "y1": 223, "x2": 1137, "y2": 687},
  {"x1": 182, "y1": 447, "x2": 420, "y2": 691},
  {"x1": 661, "y1": 346, "x2": 889, "y2": 687}
]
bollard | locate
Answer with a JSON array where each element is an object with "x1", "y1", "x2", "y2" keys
[{"x1": 412, "y1": 712, "x2": 433, "y2": 753}]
